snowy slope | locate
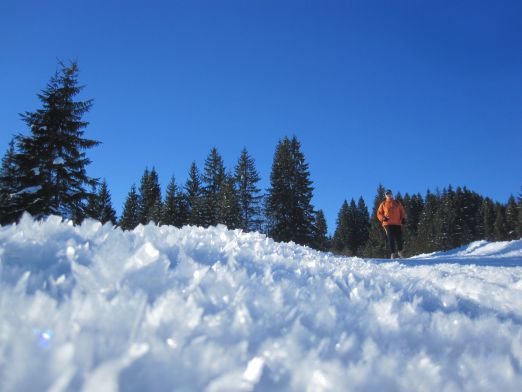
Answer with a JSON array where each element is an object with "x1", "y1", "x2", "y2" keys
[{"x1": 1, "y1": 215, "x2": 521, "y2": 392}]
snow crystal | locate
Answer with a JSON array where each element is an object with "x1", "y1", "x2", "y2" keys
[{"x1": 0, "y1": 214, "x2": 521, "y2": 391}]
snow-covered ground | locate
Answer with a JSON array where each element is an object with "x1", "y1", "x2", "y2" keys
[{"x1": 1, "y1": 215, "x2": 521, "y2": 392}]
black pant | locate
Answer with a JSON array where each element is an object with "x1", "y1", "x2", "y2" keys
[{"x1": 385, "y1": 225, "x2": 403, "y2": 254}]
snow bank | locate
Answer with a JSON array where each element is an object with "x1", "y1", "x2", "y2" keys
[{"x1": 1, "y1": 215, "x2": 521, "y2": 391}]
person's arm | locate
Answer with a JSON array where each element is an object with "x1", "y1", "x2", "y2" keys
[{"x1": 377, "y1": 202, "x2": 385, "y2": 223}]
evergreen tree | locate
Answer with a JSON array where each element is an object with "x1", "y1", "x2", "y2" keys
[
  {"x1": 345, "y1": 199, "x2": 360, "y2": 255},
  {"x1": 86, "y1": 179, "x2": 117, "y2": 224},
  {"x1": 265, "y1": 136, "x2": 316, "y2": 246},
  {"x1": 185, "y1": 162, "x2": 204, "y2": 226},
  {"x1": 161, "y1": 176, "x2": 188, "y2": 227},
  {"x1": 138, "y1": 167, "x2": 162, "y2": 224},
  {"x1": 416, "y1": 190, "x2": 441, "y2": 253},
  {"x1": 201, "y1": 148, "x2": 226, "y2": 227},
  {"x1": 332, "y1": 200, "x2": 350, "y2": 254},
  {"x1": 481, "y1": 198, "x2": 496, "y2": 241},
  {"x1": 456, "y1": 187, "x2": 483, "y2": 245},
  {"x1": 518, "y1": 188, "x2": 522, "y2": 239},
  {"x1": 505, "y1": 195, "x2": 519, "y2": 240},
  {"x1": 13, "y1": 61, "x2": 100, "y2": 222},
  {"x1": 438, "y1": 186, "x2": 459, "y2": 250},
  {"x1": 234, "y1": 147, "x2": 263, "y2": 232},
  {"x1": 0, "y1": 139, "x2": 21, "y2": 225},
  {"x1": 120, "y1": 185, "x2": 140, "y2": 230},
  {"x1": 402, "y1": 193, "x2": 424, "y2": 255},
  {"x1": 354, "y1": 197, "x2": 370, "y2": 255},
  {"x1": 313, "y1": 209, "x2": 330, "y2": 251},
  {"x1": 493, "y1": 203, "x2": 508, "y2": 241},
  {"x1": 334, "y1": 197, "x2": 371, "y2": 256},
  {"x1": 217, "y1": 175, "x2": 241, "y2": 229},
  {"x1": 362, "y1": 185, "x2": 388, "y2": 258}
]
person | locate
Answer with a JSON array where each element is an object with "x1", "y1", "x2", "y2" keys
[{"x1": 377, "y1": 189, "x2": 407, "y2": 259}]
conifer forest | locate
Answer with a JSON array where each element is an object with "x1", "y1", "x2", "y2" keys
[{"x1": 2, "y1": 62, "x2": 521, "y2": 257}]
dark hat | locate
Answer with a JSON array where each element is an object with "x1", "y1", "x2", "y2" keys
[{"x1": 385, "y1": 189, "x2": 393, "y2": 195}]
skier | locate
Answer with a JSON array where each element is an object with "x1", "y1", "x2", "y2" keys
[{"x1": 377, "y1": 189, "x2": 407, "y2": 259}]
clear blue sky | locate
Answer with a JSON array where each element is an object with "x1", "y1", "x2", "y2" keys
[{"x1": 1, "y1": 0, "x2": 521, "y2": 232}]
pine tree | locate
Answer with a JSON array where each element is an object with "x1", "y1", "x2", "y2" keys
[
  {"x1": 355, "y1": 197, "x2": 370, "y2": 254},
  {"x1": 416, "y1": 190, "x2": 441, "y2": 253},
  {"x1": 86, "y1": 179, "x2": 117, "y2": 224},
  {"x1": 438, "y1": 186, "x2": 459, "y2": 250},
  {"x1": 456, "y1": 187, "x2": 483, "y2": 245},
  {"x1": 185, "y1": 162, "x2": 204, "y2": 226},
  {"x1": 217, "y1": 175, "x2": 241, "y2": 229},
  {"x1": 332, "y1": 200, "x2": 350, "y2": 254},
  {"x1": 481, "y1": 198, "x2": 496, "y2": 241},
  {"x1": 265, "y1": 136, "x2": 316, "y2": 246},
  {"x1": 346, "y1": 199, "x2": 360, "y2": 255},
  {"x1": 402, "y1": 193, "x2": 424, "y2": 255},
  {"x1": 234, "y1": 147, "x2": 263, "y2": 232},
  {"x1": 119, "y1": 185, "x2": 140, "y2": 230},
  {"x1": 505, "y1": 195, "x2": 519, "y2": 240},
  {"x1": 0, "y1": 139, "x2": 21, "y2": 225},
  {"x1": 138, "y1": 167, "x2": 162, "y2": 224},
  {"x1": 13, "y1": 61, "x2": 100, "y2": 222},
  {"x1": 201, "y1": 148, "x2": 226, "y2": 227},
  {"x1": 162, "y1": 176, "x2": 188, "y2": 227},
  {"x1": 493, "y1": 203, "x2": 508, "y2": 241},
  {"x1": 313, "y1": 209, "x2": 330, "y2": 251},
  {"x1": 518, "y1": 187, "x2": 522, "y2": 239},
  {"x1": 362, "y1": 185, "x2": 388, "y2": 258}
]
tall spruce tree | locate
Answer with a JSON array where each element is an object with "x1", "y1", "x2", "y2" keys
[
  {"x1": 201, "y1": 148, "x2": 226, "y2": 227},
  {"x1": 505, "y1": 195, "x2": 519, "y2": 240},
  {"x1": 234, "y1": 147, "x2": 263, "y2": 232},
  {"x1": 265, "y1": 136, "x2": 315, "y2": 246},
  {"x1": 362, "y1": 185, "x2": 388, "y2": 258},
  {"x1": 416, "y1": 190, "x2": 442, "y2": 253},
  {"x1": 138, "y1": 167, "x2": 162, "y2": 224},
  {"x1": 518, "y1": 188, "x2": 522, "y2": 239},
  {"x1": 162, "y1": 176, "x2": 188, "y2": 227},
  {"x1": 455, "y1": 187, "x2": 483, "y2": 246},
  {"x1": 185, "y1": 162, "x2": 204, "y2": 226},
  {"x1": 217, "y1": 175, "x2": 241, "y2": 229},
  {"x1": 346, "y1": 199, "x2": 360, "y2": 255},
  {"x1": 332, "y1": 200, "x2": 350, "y2": 255},
  {"x1": 438, "y1": 186, "x2": 459, "y2": 250},
  {"x1": 0, "y1": 140, "x2": 21, "y2": 225},
  {"x1": 13, "y1": 61, "x2": 100, "y2": 222},
  {"x1": 119, "y1": 185, "x2": 140, "y2": 230},
  {"x1": 481, "y1": 198, "x2": 496, "y2": 241},
  {"x1": 493, "y1": 203, "x2": 508, "y2": 241},
  {"x1": 355, "y1": 197, "x2": 370, "y2": 255},
  {"x1": 86, "y1": 179, "x2": 117, "y2": 224},
  {"x1": 402, "y1": 193, "x2": 424, "y2": 255},
  {"x1": 313, "y1": 209, "x2": 330, "y2": 251}
]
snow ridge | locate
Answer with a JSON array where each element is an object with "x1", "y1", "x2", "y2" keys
[{"x1": 1, "y1": 214, "x2": 521, "y2": 391}]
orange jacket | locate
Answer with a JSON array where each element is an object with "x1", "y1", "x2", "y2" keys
[{"x1": 377, "y1": 199, "x2": 407, "y2": 226}]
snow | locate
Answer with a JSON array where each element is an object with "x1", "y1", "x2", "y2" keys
[
  {"x1": 1, "y1": 214, "x2": 521, "y2": 391},
  {"x1": 12, "y1": 185, "x2": 42, "y2": 196}
]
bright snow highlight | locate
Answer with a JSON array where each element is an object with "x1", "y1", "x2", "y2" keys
[{"x1": 1, "y1": 215, "x2": 521, "y2": 391}]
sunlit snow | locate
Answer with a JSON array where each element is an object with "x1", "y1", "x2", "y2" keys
[{"x1": 1, "y1": 214, "x2": 521, "y2": 391}]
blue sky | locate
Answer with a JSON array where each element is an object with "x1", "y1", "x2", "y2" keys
[{"x1": 1, "y1": 0, "x2": 521, "y2": 232}]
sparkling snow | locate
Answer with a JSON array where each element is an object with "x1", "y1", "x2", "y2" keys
[{"x1": 1, "y1": 214, "x2": 521, "y2": 391}]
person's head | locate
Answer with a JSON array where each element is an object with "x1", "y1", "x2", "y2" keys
[{"x1": 385, "y1": 189, "x2": 393, "y2": 200}]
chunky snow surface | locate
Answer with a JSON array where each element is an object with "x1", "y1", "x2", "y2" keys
[{"x1": 1, "y1": 215, "x2": 522, "y2": 392}]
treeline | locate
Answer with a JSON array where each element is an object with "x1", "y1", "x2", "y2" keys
[
  {"x1": 335, "y1": 185, "x2": 522, "y2": 258},
  {"x1": 107, "y1": 136, "x2": 326, "y2": 251},
  {"x1": 1, "y1": 61, "x2": 521, "y2": 257}
]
